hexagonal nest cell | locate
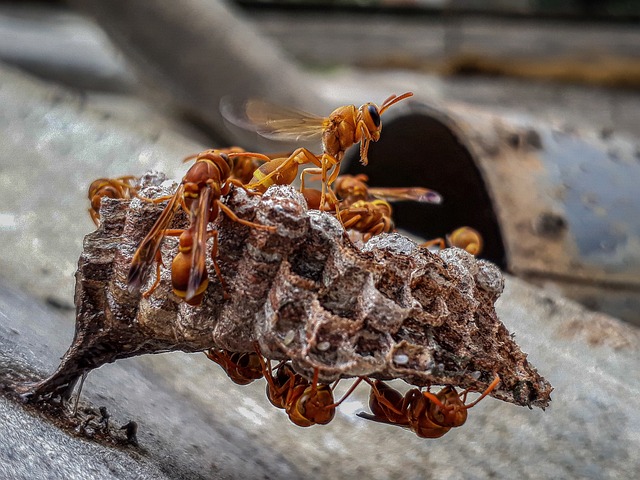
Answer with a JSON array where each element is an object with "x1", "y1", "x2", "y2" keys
[{"x1": 16, "y1": 173, "x2": 552, "y2": 410}]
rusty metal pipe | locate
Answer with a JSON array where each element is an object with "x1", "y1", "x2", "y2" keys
[{"x1": 346, "y1": 100, "x2": 640, "y2": 326}]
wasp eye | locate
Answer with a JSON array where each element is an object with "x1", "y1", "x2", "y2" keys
[
  {"x1": 220, "y1": 152, "x2": 234, "y2": 168},
  {"x1": 367, "y1": 105, "x2": 381, "y2": 127}
]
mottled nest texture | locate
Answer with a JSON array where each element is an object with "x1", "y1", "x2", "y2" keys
[{"x1": 20, "y1": 172, "x2": 552, "y2": 408}]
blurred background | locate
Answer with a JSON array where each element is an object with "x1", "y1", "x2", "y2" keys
[{"x1": 1, "y1": 2, "x2": 639, "y2": 479}]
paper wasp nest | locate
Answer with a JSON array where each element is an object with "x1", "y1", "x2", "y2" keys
[{"x1": 24, "y1": 172, "x2": 552, "y2": 409}]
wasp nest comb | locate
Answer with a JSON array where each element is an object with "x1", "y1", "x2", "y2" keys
[{"x1": 20, "y1": 173, "x2": 552, "y2": 409}]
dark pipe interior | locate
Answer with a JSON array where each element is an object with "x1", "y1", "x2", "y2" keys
[{"x1": 344, "y1": 112, "x2": 507, "y2": 269}]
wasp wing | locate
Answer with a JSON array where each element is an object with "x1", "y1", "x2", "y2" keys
[
  {"x1": 185, "y1": 186, "x2": 211, "y2": 302},
  {"x1": 368, "y1": 187, "x2": 443, "y2": 204},
  {"x1": 356, "y1": 411, "x2": 411, "y2": 428},
  {"x1": 220, "y1": 97, "x2": 326, "y2": 143},
  {"x1": 127, "y1": 187, "x2": 183, "y2": 292}
]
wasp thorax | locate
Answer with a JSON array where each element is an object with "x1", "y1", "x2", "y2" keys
[{"x1": 334, "y1": 174, "x2": 369, "y2": 202}]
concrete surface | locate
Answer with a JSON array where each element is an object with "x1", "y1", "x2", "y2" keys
[
  {"x1": 0, "y1": 279, "x2": 302, "y2": 480},
  {"x1": 0, "y1": 63, "x2": 201, "y2": 309},
  {"x1": 1, "y1": 61, "x2": 640, "y2": 479},
  {"x1": 0, "y1": 3, "x2": 135, "y2": 93}
]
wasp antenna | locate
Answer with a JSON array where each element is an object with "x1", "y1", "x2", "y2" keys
[
  {"x1": 379, "y1": 92, "x2": 413, "y2": 114},
  {"x1": 182, "y1": 152, "x2": 199, "y2": 163},
  {"x1": 464, "y1": 375, "x2": 501, "y2": 409},
  {"x1": 421, "y1": 389, "x2": 447, "y2": 409}
]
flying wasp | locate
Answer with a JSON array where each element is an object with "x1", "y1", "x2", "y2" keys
[
  {"x1": 127, "y1": 150, "x2": 275, "y2": 304},
  {"x1": 221, "y1": 93, "x2": 414, "y2": 209}
]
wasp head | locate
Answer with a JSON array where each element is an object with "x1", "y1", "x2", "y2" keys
[
  {"x1": 358, "y1": 103, "x2": 382, "y2": 141},
  {"x1": 426, "y1": 387, "x2": 468, "y2": 428}
]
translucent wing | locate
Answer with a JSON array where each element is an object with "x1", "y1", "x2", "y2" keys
[
  {"x1": 356, "y1": 412, "x2": 411, "y2": 428},
  {"x1": 368, "y1": 187, "x2": 443, "y2": 205},
  {"x1": 128, "y1": 187, "x2": 183, "y2": 292},
  {"x1": 220, "y1": 97, "x2": 326, "y2": 142},
  {"x1": 186, "y1": 186, "x2": 212, "y2": 302}
]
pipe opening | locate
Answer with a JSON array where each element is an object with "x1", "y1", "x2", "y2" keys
[{"x1": 345, "y1": 112, "x2": 507, "y2": 269}]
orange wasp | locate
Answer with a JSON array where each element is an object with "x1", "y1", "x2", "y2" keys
[
  {"x1": 357, "y1": 375, "x2": 500, "y2": 438},
  {"x1": 338, "y1": 199, "x2": 395, "y2": 242},
  {"x1": 302, "y1": 173, "x2": 441, "y2": 211},
  {"x1": 182, "y1": 146, "x2": 271, "y2": 185},
  {"x1": 164, "y1": 222, "x2": 211, "y2": 305},
  {"x1": 221, "y1": 93, "x2": 414, "y2": 209},
  {"x1": 331, "y1": 174, "x2": 442, "y2": 241},
  {"x1": 260, "y1": 358, "x2": 336, "y2": 427},
  {"x1": 127, "y1": 150, "x2": 275, "y2": 304},
  {"x1": 87, "y1": 175, "x2": 139, "y2": 226},
  {"x1": 333, "y1": 174, "x2": 442, "y2": 207},
  {"x1": 204, "y1": 348, "x2": 263, "y2": 385},
  {"x1": 302, "y1": 174, "x2": 442, "y2": 241},
  {"x1": 421, "y1": 226, "x2": 484, "y2": 256},
  {"x1": 256, "y1": 350, "x2": 362, "y2": 427}
]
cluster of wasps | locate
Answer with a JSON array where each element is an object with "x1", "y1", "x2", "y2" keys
[
  {"x1": 87, "y1": 93, "x2": 496, "y2": 438},
  {"x1": 206, "y1": 347, "x2": 500, "y2": 438}
]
